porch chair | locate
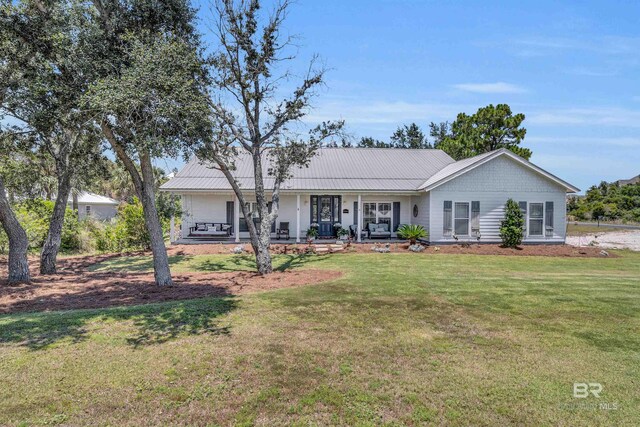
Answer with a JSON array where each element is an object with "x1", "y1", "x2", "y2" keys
[
  {"x1": 276, "y1": 222, "x2": 290, "y2": 240},
  {"x1": 349, "y1": 224, "x2": 367, "y2": 240}
]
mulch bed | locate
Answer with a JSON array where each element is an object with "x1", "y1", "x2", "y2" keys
[
  {"x1": 346, "y1": 242, "x2": 613, "y2": 257},
  {"x1": 0, "y1": 255, "x2": 341, "y2": 315},
  {"x1": 168, "y1": 242, "x2": 612, "y2": 258}
]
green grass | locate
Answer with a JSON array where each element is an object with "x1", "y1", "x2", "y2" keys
[{"x1": 2, "y1": 251, "x2": 640, "y2": 425}]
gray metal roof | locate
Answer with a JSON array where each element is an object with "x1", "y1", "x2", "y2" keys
[
  {"x1": 161, "y1": 148, "x2": 455, "y2": 192},
  {"x1": 161, "y1": 147, "x2": 579, "y2": 193}
]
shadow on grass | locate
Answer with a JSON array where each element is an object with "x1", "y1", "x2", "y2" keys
[
  {"x1": 0, "y1": 296, "x2": 236, "y2": 350},
  {"x1": 88, "y1": 255, "x2": 196, "y2": 273},
  {"x1": 91, "y1": 253, "x2": 322, "y2": 274},
  {"x1": 184, "y1": 253, "x2": 322, "y2": 273}
]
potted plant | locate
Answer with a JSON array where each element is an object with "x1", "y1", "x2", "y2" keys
[
  {"x1": 337, "y1": 227, "x2": 349, "y2": 240},
  {"x1": 306, "y1": 227, "x2": 319, "y2": 242}
]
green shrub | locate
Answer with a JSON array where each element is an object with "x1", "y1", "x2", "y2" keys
[
  {"x1": 116, "y1": 199, "x2": 150, "y2": 250},
  {"x1": 88, "y1": 198, "x2": 150, "y2": 252},
  {"x1": 500, "y1": 199, "x2": 524, "y2": 248},
  {"x1": 397, "y1": 224, "x2": 427, "y2": 244}
]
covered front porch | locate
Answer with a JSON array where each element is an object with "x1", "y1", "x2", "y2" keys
[{"x1": 172, "y1": 192, "x2": 416, "y2": 244}]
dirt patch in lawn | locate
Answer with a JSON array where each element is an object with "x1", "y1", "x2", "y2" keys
[{"x1": 0, "y1": 255, "x2": 342, "y2": 314}]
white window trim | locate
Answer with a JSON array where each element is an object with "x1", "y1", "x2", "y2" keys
[
  {"x1": 362, "y1": 201, "x2": 394, "y2": 224},
  {"x1": 527, "y1": 202, "x2": 545, "y2": 238},
  {"x1": 453, "y1": 201, "x2": 471, "y2": 237}
]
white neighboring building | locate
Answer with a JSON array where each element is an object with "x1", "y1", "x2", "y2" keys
[
  {"x1": 160, "y1": 148, "x2": 579, "y2": 244},
  {"x1": 69, "y1": 192, "x2": 119, "y2": 220}
]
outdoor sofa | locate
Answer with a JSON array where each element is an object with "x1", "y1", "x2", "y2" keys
[
  {"x1": 367, "y1": 222, "x2": 392, "y2": 239},
  {"x1": 189, "y1": 222, "x2": 233, "y2": 238}
]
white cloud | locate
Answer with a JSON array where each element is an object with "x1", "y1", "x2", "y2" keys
[
  {"x1": 563, "y1": 66, "x2": 617, "y2": 77},
  {"x1": 305, "y1": 99, "x2": 471, "y2": 125},
  {"x1": 526, "y1": 136, "x2": 640, "y2": 148},
  {"x1": 452, "y1": 82, "x2": 526, "y2": 94},
  {"x1": 527, "y1": 107, "x2": 640, "y2": 127}
]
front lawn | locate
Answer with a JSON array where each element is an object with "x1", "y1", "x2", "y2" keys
[{"x1": 1, "y1": 251, "x2": 639, "y2": 425}]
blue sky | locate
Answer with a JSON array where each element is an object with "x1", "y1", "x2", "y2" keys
[{"x1": 159, "y1": 0, "x2": 640, "y2": 192}]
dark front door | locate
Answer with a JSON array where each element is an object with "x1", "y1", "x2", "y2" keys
[
  {"x1": 311, "y1": 195, "x2": 341, "y2": 237},
  {"x1": 319, "y1": 196, "x2": 334, "y2": 237}
]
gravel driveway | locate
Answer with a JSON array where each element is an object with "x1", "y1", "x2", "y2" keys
[{"x1": 566, "y1": 231, "x2": 640, "y2": 251}]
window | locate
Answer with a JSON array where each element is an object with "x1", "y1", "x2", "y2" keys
[
  {"x1": 311, "y1": 196, "x2": 318, "y2": 223},
  {"x1": 85, "y1": 205, "x2": 91, "y2": 216},
  {"x1": 529, "y1": 203, "x2": 544, "y2": 236},
  {"x1": 454, "y1": 202, "x2": 470, "y2": 235},
  {"x1": 240, "y1": 201, "x2": 274, "y2": 232},
  {"x1": 363, "y1": 202, "x2": 391, "y2": 228}
]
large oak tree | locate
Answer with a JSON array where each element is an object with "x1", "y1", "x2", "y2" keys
[{"x1": 197, "y1": 0, "x2": 343, "y2": 274}]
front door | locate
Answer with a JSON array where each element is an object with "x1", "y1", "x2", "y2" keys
[{"x1": 311, "y1": 195, "x2": 341, "y2": 237}]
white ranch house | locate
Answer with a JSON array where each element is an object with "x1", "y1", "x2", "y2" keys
[{"x1": 160, "y1": 148, "x2": 579, "y2": 244}]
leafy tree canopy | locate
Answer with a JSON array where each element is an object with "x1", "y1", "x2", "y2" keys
[
  {"x1": 433, "y1": 104, "x2": 530, "y2": 160},
  {"x1": 568, "y1": 181, "x2": 640, "y2": 223},
  {"x1": 390, "y1": 123, "x2": 432, "y2": 149}
]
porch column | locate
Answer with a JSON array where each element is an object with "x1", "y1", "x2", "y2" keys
[
  {"x1": 170, "y1": 215, "x2": 175, "y2": 244},
  {"x1": 357, "y1": 194, "x2": 362, "y2": 242},
  {"x1": 234, "y1": 195, "x2": 240, "y2": 243},
  {"x1": 296, "y1": 194, "x2": 301, "y2": 243}
]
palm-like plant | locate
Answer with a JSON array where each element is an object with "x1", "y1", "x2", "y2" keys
[{"x1": 397, "y1": 224, "x2": 427, "y2": 244}]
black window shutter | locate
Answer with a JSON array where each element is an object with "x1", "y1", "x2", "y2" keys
[
  {"x1": 226, "y1": 201, "x2": 234, "y2": 228},
  {"x1": 353, "y1": 201, "x2": 358, "y2": 227},
  {"x1": 545, "y1": 201, "x2": 554, "y2": 236},
  {"x1": 518, "y1": 201, "x2": 527, "y2": 235},
  {"x1": 471, "y1": 201, "x2": 480, "y2": 235},
  {"x1": 443, "y1": 201, "x2": 452, "y2": 236},
  {"x1": 393, "y1": 201, "x2": 401, "y2": 231}
]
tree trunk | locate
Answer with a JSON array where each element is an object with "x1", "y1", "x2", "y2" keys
[
  {"x1": 253, "y1": 217, "x2": 273, "y2": 274},
  {"x1": 0, "y1": 177, "x2": 30, "y2": 284},
  {"x1": 139, "y1": 151, "x2": 173, "y2": 286},
  {"x1": 40, "y1": 172, "x2": 72, "y2": 274},
  {"x1": 101, "y1": 122, "x2": 173, "y2": 286}
]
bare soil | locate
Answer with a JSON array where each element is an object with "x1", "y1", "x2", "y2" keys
[
  {"x1": 0, "y1": 254, "x2": 341, "y2": 315},
  {"x1": 168, "y1": 242, "x2": 611, "y2": 258}
]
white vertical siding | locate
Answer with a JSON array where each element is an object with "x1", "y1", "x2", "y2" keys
[
  {"x1": 410, "y1": 193, "x2": 430, "y2": 231},
  {"x1": 428, "y1": 155, "x2": 568, "y2": 243}
]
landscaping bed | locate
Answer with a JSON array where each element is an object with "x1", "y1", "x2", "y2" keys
[
  {"x1": 0, "y1": 255, "x2": 341, "y2": 314},
  {"x1": 168, "y1": 242, "x2": 611, "y2": 258}
]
